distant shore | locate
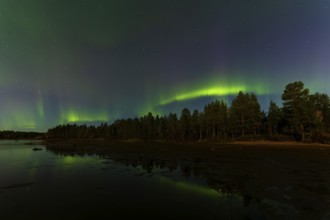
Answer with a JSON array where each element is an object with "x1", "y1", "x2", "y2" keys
[
  {"x1": 42, "y1": 138, "x2": 330, "y2": 158},
  {"x1": 230, "y1": 140, "x2": 330, "y2": 148},
  {"x1": 43, "y1": 137, "x2": 330, "y2": 147}
]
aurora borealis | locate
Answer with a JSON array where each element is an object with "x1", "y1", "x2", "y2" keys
[{"x1": 1, "y1": 0, "x2": 330, "y2": 131}]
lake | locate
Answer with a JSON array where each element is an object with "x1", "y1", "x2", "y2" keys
[
  {"x1": 1, "y1": 140, "x2": 329, "y2": 219},
  {"x1": 0, "y1": 140, "x2": 268, "y2": 220}
]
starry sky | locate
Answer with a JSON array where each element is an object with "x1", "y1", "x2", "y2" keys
[{"x1": 1, "y1": 0, "x2": 330, "y2": 131}]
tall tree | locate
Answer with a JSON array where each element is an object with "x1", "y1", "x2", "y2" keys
[
  {"x1": 204, "y1": 102, "x2": 216, "y2": 140},
  {"x1": 198, "y1": 112, "x2": 205, "y2": 140},
  {"x1": 267, "y1": 101, "x2": 283, "y2": 135},
  {"x1": 179, "y1": 108, "x2": 191, "y2": 140},
  {"x1": 309, "y1": 92, "x2": 330, "y2": 132},
  {"x1": 166, "y1": 113, "x2": 178, "y2": 140},
  {"x1": 247, "y1": 93, "x2": 262, "y2": 135},
  {"x1": 204, "y1": 100, "x2": 228, "y2": 140},
  {"x1": 282, "y1": 81, "x2": 311, "y2": 141},
  {"x1": 140, "y1": 112, "x2": 155, "y2": 140},
  {"x1": 190, "y1": 109, "x2": 200, "y2": 140},
  {"x1": 218, "y1": 100, "x2": 229, "y2": 139},
  {"x1": 229, "y1": 91, "x2": 261, "y2": 137}
]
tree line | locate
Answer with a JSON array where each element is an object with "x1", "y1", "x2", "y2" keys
[
  {"x1": 0, "y1": 131, "x2": 44, "y2": 139},
  {"x1": 47, "y1": 81, "x2": 330, "y2": 142}
]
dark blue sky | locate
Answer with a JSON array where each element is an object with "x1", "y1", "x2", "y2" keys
[{"x1": 0, "y1": 0, "x2": 329, "y2": 131}]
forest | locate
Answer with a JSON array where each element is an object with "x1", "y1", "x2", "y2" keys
[
  {"x1": 47, "y1": 81, "x2": 330, "y2": 143},
  {"x1": 0, "y1": 131, "x2": 44, "y2": 139}
]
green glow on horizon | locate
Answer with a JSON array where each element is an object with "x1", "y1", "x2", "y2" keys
[
  {"x1": 0, "y1": 111, "x2": 37, "y2": 130},
  {"x1": 137, "y1": 103, "x2": 163, "y2": 117},
  {"x1": 60, "y1": 109, "x2": 109, "y2": 123}
]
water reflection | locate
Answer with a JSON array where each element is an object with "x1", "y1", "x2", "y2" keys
[
  {"x1": 46, "y1": 146, "x2": 261, "y2": 218},
  {"x1": 47, "y1": 148, "x2": 243, "y2": 198},
  {"x1": 1, "y1": 141, "x2": 309, "y2": 219},
  {"x1": 44, "y1": 143, "x2": 330, "y2": 220}
]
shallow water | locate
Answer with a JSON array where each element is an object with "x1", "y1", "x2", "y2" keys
[{"x1": 0, "y1": 141, "x2": 267, "y2": 219}]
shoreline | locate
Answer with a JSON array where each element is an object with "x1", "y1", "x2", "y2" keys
[
  {"x1": 228, "y1": 140, "x2": 330, "y2": 148},
  {"x1": 43, "y1": 138, "x2": 330, "y2": 148}
]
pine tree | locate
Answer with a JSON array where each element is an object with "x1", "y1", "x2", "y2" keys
[
  {"x1": 282, "y1": 81, "x2": 311, "y2": 141},
  {"x1": 267, "y1": 101, "x2": 283, "y2": 135}
]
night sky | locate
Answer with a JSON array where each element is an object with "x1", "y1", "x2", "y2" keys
[{"x1": 1, "y1": 0, "x2": 329, "y2": 131}]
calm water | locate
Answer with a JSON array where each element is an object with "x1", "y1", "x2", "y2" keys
[{"x1": 0, "y1": 141, "x2": 265, "y2": 220}]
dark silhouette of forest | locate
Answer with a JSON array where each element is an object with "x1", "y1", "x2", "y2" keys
[
  {"x1": 0, "y1": 131, "x2": 43, "y2": 139},
  {"x1": 46, "y1": 81, "x2": 330, "y2": 142}
]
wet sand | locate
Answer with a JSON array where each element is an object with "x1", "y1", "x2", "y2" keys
[{"x1": 45, "y1": 139, "x2": 330, "y2": 219}]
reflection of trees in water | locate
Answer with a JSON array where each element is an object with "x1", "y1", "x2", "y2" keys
[
  {"x1": 48, "y1": 146, "x2": 261, "y2": 218},
  {"x1": 46, "y1": 147, "x2": 95, "y2": 158},
  {"x1": 47, "y1": 147, "x2": 243, "y2": 197}
]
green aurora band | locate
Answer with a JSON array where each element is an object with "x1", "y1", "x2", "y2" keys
[
  {"x1": 160, "y1": 86, "x2": 248, "y2": 105},
  {"x1": 59, "y1": 109, "x2": 109, "y2": 124},
  {"x1": 159, "y1": 77, "x2": 271, "y2": 106},
  {"x1": 1, "y1": 74, "x2": 311, "y2": 131},
  {"x1": 0, "y1": 76, "x2": 276, "y2": 131}
]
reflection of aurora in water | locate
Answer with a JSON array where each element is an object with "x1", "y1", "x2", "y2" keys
[
  {"x1": 158, "y1": 176, "x2": 220, "y2": 198},
  {"x1": 48, "y1": 147, "x2": 242, "y2": 197},
  {"x1": 44, "y1": 141, "x2": 330, "y2": 219},
  {"x1": 4, "y1": 141, "x2": 329, "y2": 219},
  {"x1": 0, "y1": 141, "x2": 261, "y2": 219}
]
